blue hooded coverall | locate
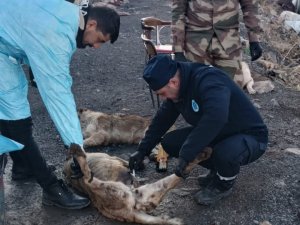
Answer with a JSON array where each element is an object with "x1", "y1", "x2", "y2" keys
[{"x1": 0, "y1": 0, "x2": 83, "y2": 149}]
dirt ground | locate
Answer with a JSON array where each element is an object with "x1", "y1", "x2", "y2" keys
[{"x1": 3, "y1": 0, "x2": 300, "y2": 225}]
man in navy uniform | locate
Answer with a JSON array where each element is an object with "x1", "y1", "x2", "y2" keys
[{"x1": 129, "y1": 55, "x2": 268, "y2": 205}]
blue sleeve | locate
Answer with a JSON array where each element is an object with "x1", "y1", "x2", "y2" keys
[
  {"x1": 24, "y1": 20, "x2": 83, "y2": 147},
  {"x1": 0, "y1": 0, "x2": 82, "y2": 147}
]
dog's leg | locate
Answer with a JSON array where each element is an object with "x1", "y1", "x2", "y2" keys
[
  {"x1": 102, "y1": 208, "x2": 183, "y2": 225},
  {"x1": 246, "y1": 79, "x2": 256, "y2": 94},
  {"x1": 134, "y1": 174, "x2": 181, "y2": 212},
  {"x1": 134, "y1": 147, "x2": 212, "y2": 212},
  {"x1": 83, "y1": 137, "x2": 98, "y2": 147},
  {"x1": 83, "y1": 131, "x2": 109, "y2": 147},
  {"x1": 155, "y1": 143, "x2": 169, "y2": 171},
  {"x1": 240, "y1": 61, "x2": 256, "y2": 94},
  {"x1": 130, "y1": 211, "x2": 183, "y2": 225}
]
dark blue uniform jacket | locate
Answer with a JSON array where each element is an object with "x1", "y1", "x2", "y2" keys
[{"x1": 138, "y1": 62, "x2": 268, "y2": 163}]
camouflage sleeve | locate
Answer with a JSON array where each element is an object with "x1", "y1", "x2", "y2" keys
[
  {"x1": 240, "y1": 0, "x2": 263, "y2": 42},
  {"x1": 171, "y1": 0, "x2": 188, "y2": 52}
]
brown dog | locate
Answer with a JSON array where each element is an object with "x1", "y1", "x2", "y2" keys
[
  {"x1": 64, "y1": 144, "x2": 212, "y2": 225},
  {"x1": 64, "y1": 152, "x2": 137, "y2": 189},
  {"x1": 78, "y1": 109, "x2": 151, "y2": 147}
]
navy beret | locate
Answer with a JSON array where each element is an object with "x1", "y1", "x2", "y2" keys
[{"x1": 143, "y1": 55, "x2": 178, "y2": 91}]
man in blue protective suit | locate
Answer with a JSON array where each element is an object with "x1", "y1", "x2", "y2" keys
[
  {"x1": 129, "y1": 55, "x2": 268, "y2": 205},
  {"x1": 0, "y1": 0, "x2": 120, "y2": 209}
]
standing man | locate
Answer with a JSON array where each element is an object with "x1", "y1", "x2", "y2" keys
[
  {"x1": 129, "y1": 55, "x2": 268, "y2": 205},
  {"x1": 0, "y1": 0, "x2": 120, "y2": 209},
  {"x1": 171, "y1": 0, "x2": 263, "y2": 80}
]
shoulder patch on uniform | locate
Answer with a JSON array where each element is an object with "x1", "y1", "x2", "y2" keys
[{"x1": 191, "y1": 99, "x2": 199, "y2": 112}]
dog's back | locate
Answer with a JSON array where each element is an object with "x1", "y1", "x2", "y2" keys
[
  {"x1": 87, "y1": 153, "x2": 133, "y2": 185},
  {"x1": 108, "y1": 113, "x2": 151, "y2": 144},
  {"x1": 79, "y1": 109, "x2": 151, "y2": 146}
]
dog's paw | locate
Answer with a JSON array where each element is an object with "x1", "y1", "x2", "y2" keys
[
  {"x1": 168, "y1": 218, "x2": 184, "y2": 225},
  {"x1": 161, "y1": 215, "x2": 184, "y2": 225},
  {"x1": 246, "y1": 81, "x2": 256, "y2": 94},
  {"x1": 247, "y1": 87, "x2": 256, "y2": 94},
  {"x1": 83, "y1": 138, "x2": 98, "y2": 148}
]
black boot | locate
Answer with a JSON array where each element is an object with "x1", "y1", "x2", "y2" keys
[
  {"x1": 42, "y1": 179, "x2": 90, "y2": 209},
  {"x1": 197, "y1": 170, "x2": 217, "y2": 188},
  {"x1": 194, "y1": 176, "x2": 235, "y2": 205}
]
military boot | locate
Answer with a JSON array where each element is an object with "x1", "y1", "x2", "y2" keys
[
  {"x1": 194, "y1": 176, "x2": 235, "y2": 205},
  {"x1": 197, "y1": 170, "x2": 217, "y2": 188},
  {"x1": 42, "y1": 179, "x2": 90, "y2": 209}
]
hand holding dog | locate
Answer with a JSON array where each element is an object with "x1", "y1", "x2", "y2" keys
[
  {"x1": 68, "y1": 143, "x2": 86, "y2": 179},
  {"x1": 174, "y1": 158, "x2": 189, "y2": 179},
  {"x1": 70, "y1": 157, "x2": 84, "y2": 179},
  {"x1": 129, "y1": 151, "x2": 146, "y2": 171},
  {"x1": 249, "y1": 42, "x2": 262, "y2": 61}
]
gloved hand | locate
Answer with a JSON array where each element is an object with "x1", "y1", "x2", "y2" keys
[
  {"x1": 70, "y1": 156, "x2": 84, "y2": 179},
  {"x1": 174, "y1": 52, "x2": 188, "y2": 62},
  {"x1": 249, "y1": 42, "x2": 262, "y2": 61},
  {"x1": 67, "y1": 143, "x2": 86, "y2": 179},
  {"x1": 174, "y1": 158, "x2": 189, "y2": 179},
  {"x1": 129, "y1": 151, "x2": 146, "y2": 171}
]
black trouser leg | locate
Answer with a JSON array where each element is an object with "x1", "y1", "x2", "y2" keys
[
  {"x1": 211, "y1": 134, "x2": 267, "y2": 177},
  {"x1": 160, "y1": 127, "x2": 193, "y2": 158},
  {"x1": 161, "y1": 127, "x2": 267, "y2": 177},
  {"x1": 161, "y1": 127, "x2": 215, "y2": 170},
  {"x1": 0, "y1": 118, "x2": 57, "y2": 189},
  {"x1": 0, "y1": 120, "x2": 28, "y2": 170}
]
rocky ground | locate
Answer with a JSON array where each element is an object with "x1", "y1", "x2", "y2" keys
[{"x1": 3, "y1": 0, "x2": 300, "y2": 225}]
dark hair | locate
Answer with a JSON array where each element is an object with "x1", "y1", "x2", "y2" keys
[{"x1": 89, "y1": 5, "x2": 120, "y2": 43}]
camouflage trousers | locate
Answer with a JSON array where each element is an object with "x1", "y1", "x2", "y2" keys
[{"x1": 185, "y1": 36, "x2": 243, "y2": 83}]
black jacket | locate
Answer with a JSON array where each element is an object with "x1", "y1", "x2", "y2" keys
[{"x1": 138, "y1": 62, "x2": 268, "y2": 163}]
